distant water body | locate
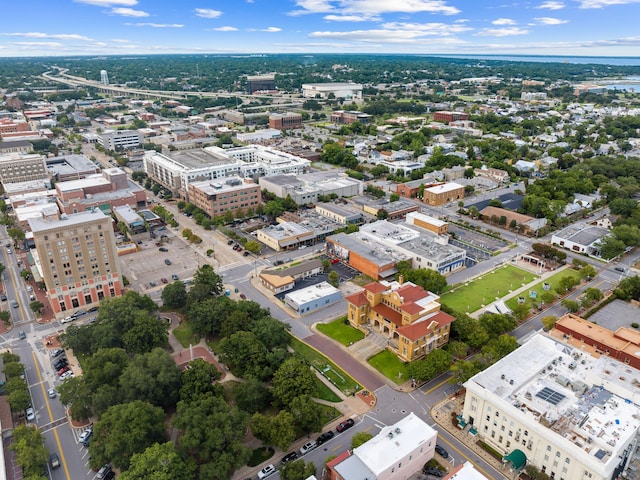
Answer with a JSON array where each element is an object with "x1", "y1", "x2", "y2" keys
[{"x1": 425, "y1": 54, "x2": 640, "y2": 66}]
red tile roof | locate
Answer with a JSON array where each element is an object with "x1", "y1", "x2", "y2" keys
[
  {"x1": 364, "y1": 282, "x2": 387, "y2": 294},
  {"x1": 396, "y1": 311, "x2": 455, "y2": 341},
  {"x1": 401, "y1": 302, "x2": 423, "y2": 315},
  {"x1": 372, "y1": 303, "x2": 402, "y2": 327},
  {"x1": 396, "y1": 283, "x2": 429, "y2": 303},
  {"x1": 345, "y1": 291, "x2": 368, "y2": 307}
]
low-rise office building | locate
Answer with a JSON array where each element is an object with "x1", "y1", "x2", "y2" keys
[
  {"x1": 345, "y1": 279, "x2": 454, "y2": 362},
  {"x1": 330, "y1": 110, "x2": 371, "y2": 124},
  {"x1": 284, "y1": 281, "x2": 342, "y2": 314},
  {"x1": 350, "y1": 196, "x2": 420, "y2": 221},
  {"x1": 188, "y1": 177, "x2": 261, "y2": 219},
  {"x1": 406, "y1": 211, "x2": 449, "y2": 235},
  {"x1": 315, "y1": 203, "x2": 363, "y2": 225},
  {"x1": 99, "y1": 129, "x2": 143, "y2": 150},
  {"x1": 269, "y1": 112, "x2": 303, "y2": 130},
  {"x1": 46, "y1": 154, "x2": 100, "y2": 182},
  {"x1": 551, "y1": 224, "x2": 610, "y2": 257},
  {"x1": 462, "y1": 332, "x2": 640, "y2": 480},
  {"x1": 256, "y1": 222, "x2": 315, "y2": 252},
  {"x1": 113, "y1": 205, "x2": 146, "y2": 234},
  {"x1": 423, "y1": 182, "x2": 465, "y2": 206},
  {"x1": 259, "y1": 172, "x2": 362, "y2": 205},
  {"x1": 0, "y1": 153, "x2": 47, "y2": 184}
]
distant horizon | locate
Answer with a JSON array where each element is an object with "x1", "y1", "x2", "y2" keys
[{"x1": 2, "y1": 1, "x2": 640, "y2": 58}]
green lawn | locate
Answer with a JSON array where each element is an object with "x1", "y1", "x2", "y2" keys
[
  {"x1": 368, "y1": 350, "x2": 408, "y2": 385},
  {"x1": 441, "y1": 265, "x2": 538, "y2": 313},
  {"x1": 316, "y1": 317, "x2": 365, "y2": 346},
  {"x1": 506, "y1": 268, "x2": 582, "y2": 310},
  {"x1": 247, "y1": 447, "x2": 274, "y2": 467},
  {"x1": 289, "y1": 337, "x2": 361, "y2": 395},
  {"x1": 172, "y1": 322, "x2": 200, "y2": 348},
  {"x1": 314, "y1": 378, "x2": 342, "y2": 403}
]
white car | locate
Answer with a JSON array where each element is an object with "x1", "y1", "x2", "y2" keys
[
  {"x1": 299, "y1": 441, "x2": 317, "y2": 455},
  {"x1": 47, "y1": 388, "x2": 57, "y2": 399},
  {"x1": 61, "y1": 316, "x2": 74, "y2": 324},
  {"x1": 258, "y1": 464, "x2": 276, "y2": 479},
  {"x1": 79, "y1": 428, "x2": 92, "y2": 442},
  {"x1": 26, "y1": 407, "x2": 35, "y2": 421},
  {"x1": 60, "y1": 370, "x2": 74, "y2": 381}
]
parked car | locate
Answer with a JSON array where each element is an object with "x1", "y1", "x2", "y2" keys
[
  {"x1": 96, "y1": 464, "x2": 111, "y2": 479},
  {"x1": 281, "y1": 452, "x2": 298, "y2": 464},
  {"x1": 239, "y1": 293, "x2": 246, "y2": 300},
  {"x1": 26, "y1": 407, "x2": 35, "y2": 421},
  {"x1": 0, "y1": 294, "x2": 6, "y2": 301},
  {"x1": 159, "y1": 247, "x2": 168, "y2": 252},
  {"x1": 299, "y1": 441, "x2": 317, "y2": 455},
  {"x1": 227, "y1": 239, "x2": 234, "y2": 245},
  {"x1": 161, "y1": 277, "x2": 168, "y2": 284},
  {"x1": 257, "y1": 464, "x2": 276, "y2": 479},
  {"x1": 47, "y1": 388, "x2": 57, "y2": 399},
  {"x1": 164, "y1": 258, "x2": 172, "y2": 265},
  {"x1": 49, "y1": 453, "x2": 61, "y2": 469},
  {"x1": 57, "y1": 366, "x2": 70, "y2": 376},
  {"x1": 50, "y1": 348, "x2": 64, "y2": 358},
  {"x1": 243, "y1": 251, "x2": 250, "y2": 256},
  {"x1": 336, "y1": 418, "x2": 355, "y2": 433},
  {"x1": 330, "y1": 258, "x2": 340, "y2": 264},
  {"x1": 274, "y1": 260, "x2": 284, "y2": 266},
  {"x1": 60, "y1": 370, "x2": 74, "y2": 381},
  {"x1": 316, "y1": 431, "x2": 335, "y2": 445},
  {"x1": 423, "y1": 466, "x2": 443, "y2": 477},
  {"x1": 26, "y1": 285, "x2": 33, "y2": 292},
  {"x1": 171, "y1": 274, "x2": 179, "y2": 281},
  {"x1": 435, "y1": 444, "x2": 449, "y2": 458},
  {"x1": 72, "y1": 309, "x2": 87, "y2": 318},
  {"x1": 79, "y1": 427, "x2": 92, "y2": 443},
  {"x1": 18, "y1": 330, "x2": 26, "y2": 339},
  {"x1": 87, "y1": 306, "x2": 99, "y2": 313},
  {"x1": 53, "y1": 358, "x2": 68, "y2": 370},
  {"x1": 61, "y1": 316, "x2": 74, "y2": 324}
]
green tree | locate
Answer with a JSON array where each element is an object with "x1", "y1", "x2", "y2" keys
[
  {"x1": 173, "y1": 394, "x2": 250, "y2": 479},
  {"x1": 561, "y1": 299, "x2": 580, "y2": 313},
  {"x1": 322, "y1": 259, "x2": 331, "y2": 273},
  {"x1": 179, "y1": 358, "x2": 221, "y2": 403},
  {"x1": 328, "y1": 270, "x2": 340, "y2": 287},
  {"x1": 120, "y1": 348, "x2": 182, "y2": 409},
  {"x1": 219, "y1": 330, "x2": 271, "y2": 379},
  {"x1": 10, "y1": 425, "x2": 48, "y2": 478},
  {"x1": 244, "y1": 240, "x2": 262, "y2": 254},
  {"x1": 57, "y1": 376, "x2": 93, "y2": 420},
  {"x1": 191, "y1": 264, "x2": 224, "y2": 297},
  {"x1": 580, "y1": 264, "x2": 597, "y2": 280},
  {"x1": 251, "y1": 410, "x2": 297, "y2": 450},
  {"x1": 599, "y1": 236, "x2": 626, "y2": 260},
  {"x1": 541, "y1": 315, "x2": 558, "y2": 331},
  {"x1": 122, "y1": 315, "x2": 169, "y2": 354},
  {"x1": 232, "y1": 378, "x2": 272, "y2": 414},
  {"x1": 288, "y1": 395, "x2": 323, "y2": 433},
  {"x1": 90, "y1": 400, "x2": 166, "y2": 470},
  {"x1": 0, "y1": 261, "x2": 5, "y2": 277},
  {"x1": 351, "y1": 431, "x2": 373, "y2": 449},
  {"x1": 280, "y1": 459, "x2": 316, "y2": 480},
  {"x1": 584, "y1": 287, "x2": 604, "y2": 304},
  {"x1": 272, "y1": 357, "x2": 316, "y2": 408},
  {"x1": 407, "y1": 349, "x2": 452, "y2": 382},
  {"x1": 120, "y1": 442, "x2": 196, "y2": 480},
  {"x1": 7, "y1": 227, "x2": 25, "y2": 246},
  {"x1": 29, "y1": 300, "x2": 44, "y2": 314},
  {"x1": 161, "y1": 281, "x2": 187, "y2": 309}
]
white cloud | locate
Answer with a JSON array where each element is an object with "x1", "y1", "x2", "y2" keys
[
  {"x1": 578, "y1": 0, "x2": 640, "y2": 7},
  {"x1": 323, "y1": 14, "x2": 381, "y2": 21},
  {"x1": 2, "y1": 32, "x2": 93, "y2": 41},
  {"x1": 211, "y1": 26, "x2": 238, "y2": 31},
  {"x1": 290, "y1": 0, "x2": 460, "y2": 16},
  {"x1": 532, "y1": 16, "x2": 569, "y2": 24},
  {"x1": 381, "y1": 22, "x2": 473, "y2": 34},
  {"x1": 111, "y1": 7, "x2": 148, "y2": 17},
  {"x1": 73, "y1": 0, "x2": 137, "y2": 5},
  {"x1": 195, "y1": 8, "x2": 223, "y2": 18},
  {"x1": 475, "y1": 27, "x2": 529, "y2": 36},
  {"x1": 111, "y1": 38, "x2": 131, "y2": 43},
  {"x1": 126, "y1": 23, "x2": 183, "y2": 28},
  {"x1": 10, "y1": 41, "x2": 64, "y2": 48},
  {"x1": 492, "y1": 18, "x2": 517, "y2": 25},
  {"x1": 261, "y1": 27, "x2": 282, "y2": 32},
  {"x1": 536, "y1": 1, "x2": 565, "y2": 9},
  {"x1": 310, "y1": 22, "x2": 472, "y2": 44}
]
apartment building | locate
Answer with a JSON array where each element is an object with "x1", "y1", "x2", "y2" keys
[
  {"x1": 462, "y1": 332, "x2": 640, "y2": 480},
  {"x1": 0, "y1": 153, "x2": 47, "y2": 184},
  {"x1": 187, "y1": 177, "x2": 261, "y2": 218},
  {"x1": 28, "y1": 209, "x2": 123, "y2": 315},
  {"x1": 345, "y1": 278, "x2": 454, "y2": 362}
]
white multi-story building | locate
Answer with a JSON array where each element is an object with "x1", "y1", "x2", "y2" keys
[
  {"x1": 462, "y1": 333, "x2": 640, "y2": 480},
  {"x1": 99, "y1": 129, "x2": 142, "y2": 150},
  {"x1": 259, "y1": 172, "x2": 363, "y2": 205},
  {"x1": 302, "y1": 82, "x2": 363, "y2": 100},
  {"x1": 143, "y1": 145, "x2": 310, "y2": 198}
]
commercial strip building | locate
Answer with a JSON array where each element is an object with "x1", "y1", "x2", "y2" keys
[
  {"x1": 46, "y1": 154, "x2": 100, "y2": 181},
  {"x1": 256, "y1": 222, "x2": 315, "y2": 252},
  {"x1": 480, "y1": 206, "x2": 548, "y2": 236},
  {"x1": 259, "y1": 172, "x2": 363, "y2": 205},
  {"x1": 284, "y1": 281, "x2": 342, "y2": 314},
  {"x1": 0, "y1": 152, "x2": 47, "y2": 184},
  {"x1": 302, "y1": 82, "x2": 363, "y2": 100},
  {"x1": 406, "y1": 211, "x2": 449, "y2": 235},
  {"x1": 461, "y1": 332, "x2": 640, "y2": 480},
  {"x1": 345, "y1": 279, "x2": 454, "y2": 362},
  {"x1": 327, "y1": 413, "x2": 437, "y2": 480},
  {"x1": 326, "y1": 220, "x2": 465, "y2": 278},
  {"x1": 55, "y1": 168, "x2": 147, "y2": 215},
  {"x1": 350, "y1": 197, "x2": 420, "y2": 221},
  {"x1": 259, "y1": 259, "x2": 324, "y2": 294},
  {"x1": 188, "y1": 177, "x2": 261, "y2": 219},
  {"x1": 551, "y1": 224, "x2": 610, "y2": 257},
  {"x1": 143, "y1": 145, "x2": 310, "y2": 198},
  {"x1": 28, "y1": 209, "x2": 123, "y2": 315}
]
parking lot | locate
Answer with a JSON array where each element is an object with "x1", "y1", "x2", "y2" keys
[{"x1": 119, "y1": 229, "x2": 203, "y2": 292}]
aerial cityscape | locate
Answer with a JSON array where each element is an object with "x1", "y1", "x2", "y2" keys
[{"x1": 1, "y1": 2, "x2": 640, "y2": 480}]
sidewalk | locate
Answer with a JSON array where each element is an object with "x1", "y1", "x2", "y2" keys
[{"x1": 431, "y1": 393, "x2": 512, "y2": 480}]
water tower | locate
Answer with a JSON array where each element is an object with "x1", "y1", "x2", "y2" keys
[{"x1": 100, "y1": 70, "x2": 109, "y2": 85}]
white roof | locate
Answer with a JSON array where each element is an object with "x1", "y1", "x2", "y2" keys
[
  {"x1": 284, "y1": 282, "x2": 340, "y2": 304},
  {"x1": 424, "y1": 182, "x2": 464, "y2": 194}
]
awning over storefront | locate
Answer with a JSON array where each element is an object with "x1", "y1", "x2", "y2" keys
[{"x1": 503, "y1": 449, "x2": 527, "y2": 470}]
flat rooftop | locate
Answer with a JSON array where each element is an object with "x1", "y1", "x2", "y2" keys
[
  {"x1": 29, "y1": 208, "x2": 108, "y2": 232},
  {"x1": 189, "y1": 177, "x2": 256, "y2": 195},
  {"x1": 328, "y1": 232, "x2": 410, "y2": 266},
  {"x1": 260, "y1": 222, "x2": 313, "y2": 241},
  {"x1": 169, "y1": 147, "x2": 234, "y2": 169},
  {"x1": 425, "y1": 182, "x2": 464, "y2": 194},
  {"x1": 555, "y1": 224, "x2": 610, "y2": 246},
  {"x1": 468, "y1": 333, "x2": 640, "y2": 466},
  {"x1": 284, "y1": 281, "x2": 340, "y2": 305}
]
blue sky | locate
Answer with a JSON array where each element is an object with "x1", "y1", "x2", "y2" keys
[{"x1": 1, "y1": 0, "x2": 639, "y2": 57}]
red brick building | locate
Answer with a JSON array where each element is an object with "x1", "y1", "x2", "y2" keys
[
  {"x1": 268, "y1": 112, "x2": 302, "y2": 130},
  {"x1": 433, "y1": 111, "x2": 469, "y2": 123}
]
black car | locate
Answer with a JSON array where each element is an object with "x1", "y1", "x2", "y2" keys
[
  {"x1": 316, "y1": 431, "x2": 334, "y2": 445},
  {"x1": 227, "y1": 239, "x2": 234, "y2": 245},
  {"x1": 53, "y1": 358, "x2": 68, "y2": 370},
  {"x1": 87, "y1": 306, "x2": 99, "y2": 313},
  {"x1": 336, "y1": 418, "x2": 355, "y2": 433},
  {"x1": 243, "y1": 251, "x2": 251, "y2": 256},
  {"x1": 72, "y1": 309, "x2": 87, "y2": 318},
  {"x1": 281, "y1": 451, "x2": 298, "y2": 464},
  {"x1": 435, "y1": 444, "x2": 449, "y2": 458},
  {"x1": 423, "y1": 466, "x2": 443, "y2": 477}
]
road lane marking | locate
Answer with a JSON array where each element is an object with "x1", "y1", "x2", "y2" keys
[
  {"x1": 424, "y1": 377, "x2": 451, "y2": 394},
  {"x1": 32, "y1": 350, "x2": 71, "y2": 480},
  {"x1": 437, "y1": 435, "x2": 507, "y2": 480}
]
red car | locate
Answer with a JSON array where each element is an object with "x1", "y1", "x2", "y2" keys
[
  {"x1": 57, "y1": 366, "x2": 70, "y2": 376},
  {"x1": 336, "y1": 418, "x2": 355, "y2": 433},
  {"x1": 330, "y1": 258, "x2": 340, "y2": 264},
  {"x1": 160, "y1": 277, "x2": 168, "y2": 284}
]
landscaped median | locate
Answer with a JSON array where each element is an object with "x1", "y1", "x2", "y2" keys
[{"x1": 441, "y1": 264, "x2": 538, "y2": 313}]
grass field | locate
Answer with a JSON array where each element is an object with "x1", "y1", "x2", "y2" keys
[
  {"x1": 172, "y1": 322, "x2": 200, "y2": 348},
  {"x1": 289, "y1": 337, "x2": 361, "y2": 395},
  {"x1": 441, "y1": 265, "x2": 538, "y2": 313},
  {"x1": 316, "y1": 317, "x2": 365, "y2": 346},
  {"x1": 506, "y1": 268, "x2": 582, "y2": 310},
  {"x1": 368, "y1": 350, "x2": 408, "y2": 385}
]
